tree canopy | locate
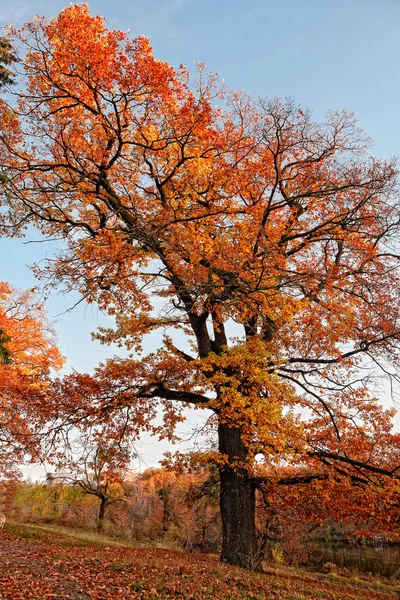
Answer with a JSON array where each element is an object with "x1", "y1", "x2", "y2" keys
[{"x1": 1, "y1": 4, "x2": 400, "y2": 567}]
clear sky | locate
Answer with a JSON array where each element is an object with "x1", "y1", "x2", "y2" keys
[{"x1": 1, "y1": 0, "x2": 399, "y2": 469}]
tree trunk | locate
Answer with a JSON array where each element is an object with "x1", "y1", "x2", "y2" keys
[
  {"x1": 218, "y1": 422, "x2": 259, "y2": 569},
  {"x1": 158, "y1": 486, "x2": 171, "y2": 535},
  {"x1": 97, "y1": 497, "x2": 107, "y2": 532}
]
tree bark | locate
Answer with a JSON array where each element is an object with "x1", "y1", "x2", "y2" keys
[
  {"x1": 218, "y1": 422, "x2": 259, "y2": 569},
  {"x1": 97, "y1": 497, "x2": 107, "y2": 532},
  {"x1": 158, "y1": 486, "x2": 171, "y2": 535}
]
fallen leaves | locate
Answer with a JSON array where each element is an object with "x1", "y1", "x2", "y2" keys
[{"x1": 0, "y1": 528, "x2": 397, "y2": 600}]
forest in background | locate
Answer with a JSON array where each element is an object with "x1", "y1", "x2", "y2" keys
[{"x1": 2, "y1": 465, "x2": 400, "y2": 580}]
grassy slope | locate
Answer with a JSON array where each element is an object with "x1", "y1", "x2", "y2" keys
[{"x1": 2, "y1": 521, "x2": 400, "y2": 600}]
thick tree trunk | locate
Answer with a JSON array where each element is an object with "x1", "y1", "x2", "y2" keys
[
  {"x1": 97, "y1": 497, "x2": 107, "y2": 532},
  {"x1": 158, "y1": 486, "x2": 171, "y2": 535},
  {"x1": 218, "y1": 422, "x2": 259, "y2": 569}
]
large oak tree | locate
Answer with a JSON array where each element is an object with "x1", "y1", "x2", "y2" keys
[{"x1": 2, "y1": 4, "x2": 400, "y2": 567}]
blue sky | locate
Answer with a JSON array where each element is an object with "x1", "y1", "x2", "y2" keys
[
  {"x1": 1, "y1": 0, "x2": 399, "y2": 157},
  {"x1": 1, "y1": 0, "x2": 399, "y2": 468}
]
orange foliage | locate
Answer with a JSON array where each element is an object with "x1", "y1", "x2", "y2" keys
[
  {"x1": 0, "y1": 282, "x2": 63, "y2": 474},
  {"x1": 1, "y1": 4, "x2": 400, "y2": 566}
]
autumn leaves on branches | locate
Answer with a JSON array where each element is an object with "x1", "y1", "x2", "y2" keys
[
  {"x1": 1, "y1": 3, "x2": 400, "y2": 567},
  {"x1": 0, "y1": 283, "x2": 63, "y2": 476}
]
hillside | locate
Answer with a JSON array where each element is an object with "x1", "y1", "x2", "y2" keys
[{"x1": 0, "y1": 523, "x2": 398, "y2": 599}]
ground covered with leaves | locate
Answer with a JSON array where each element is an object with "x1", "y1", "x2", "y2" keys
[{"x1": 0, "y1": 525, "x2": 398, "y2": 599}]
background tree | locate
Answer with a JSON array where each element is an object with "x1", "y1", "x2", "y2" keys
[
  {"x1": 0, "y1": 33, "x2": 17, "y2": 194},
  {"x1": 48, "y1": 435, "x2": 132, "y2": 532},
  {"x1": 0, "y1": 282, "x2": 63, "y2": 477},
  {"x1": 2, "y1": 4, "x2": 400, "y2": 568},
  {"x1": 0, "y1": 37, "x2": 17, "y2": 367},
  {"x1": 0, "y1": 329, "x2": 11, "y2": 364},
  {"x1": 0, "y1": 36, "x2": 16, "y2": 89}
]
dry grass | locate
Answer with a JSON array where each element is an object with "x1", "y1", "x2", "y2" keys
[{"x1": 5, "y1": 520, "x2": 143, "y2": 548}]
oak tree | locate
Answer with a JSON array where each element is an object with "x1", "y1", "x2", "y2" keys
[{"x1": 2, "y1": 4, "x2": 400, "y2": 567}]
